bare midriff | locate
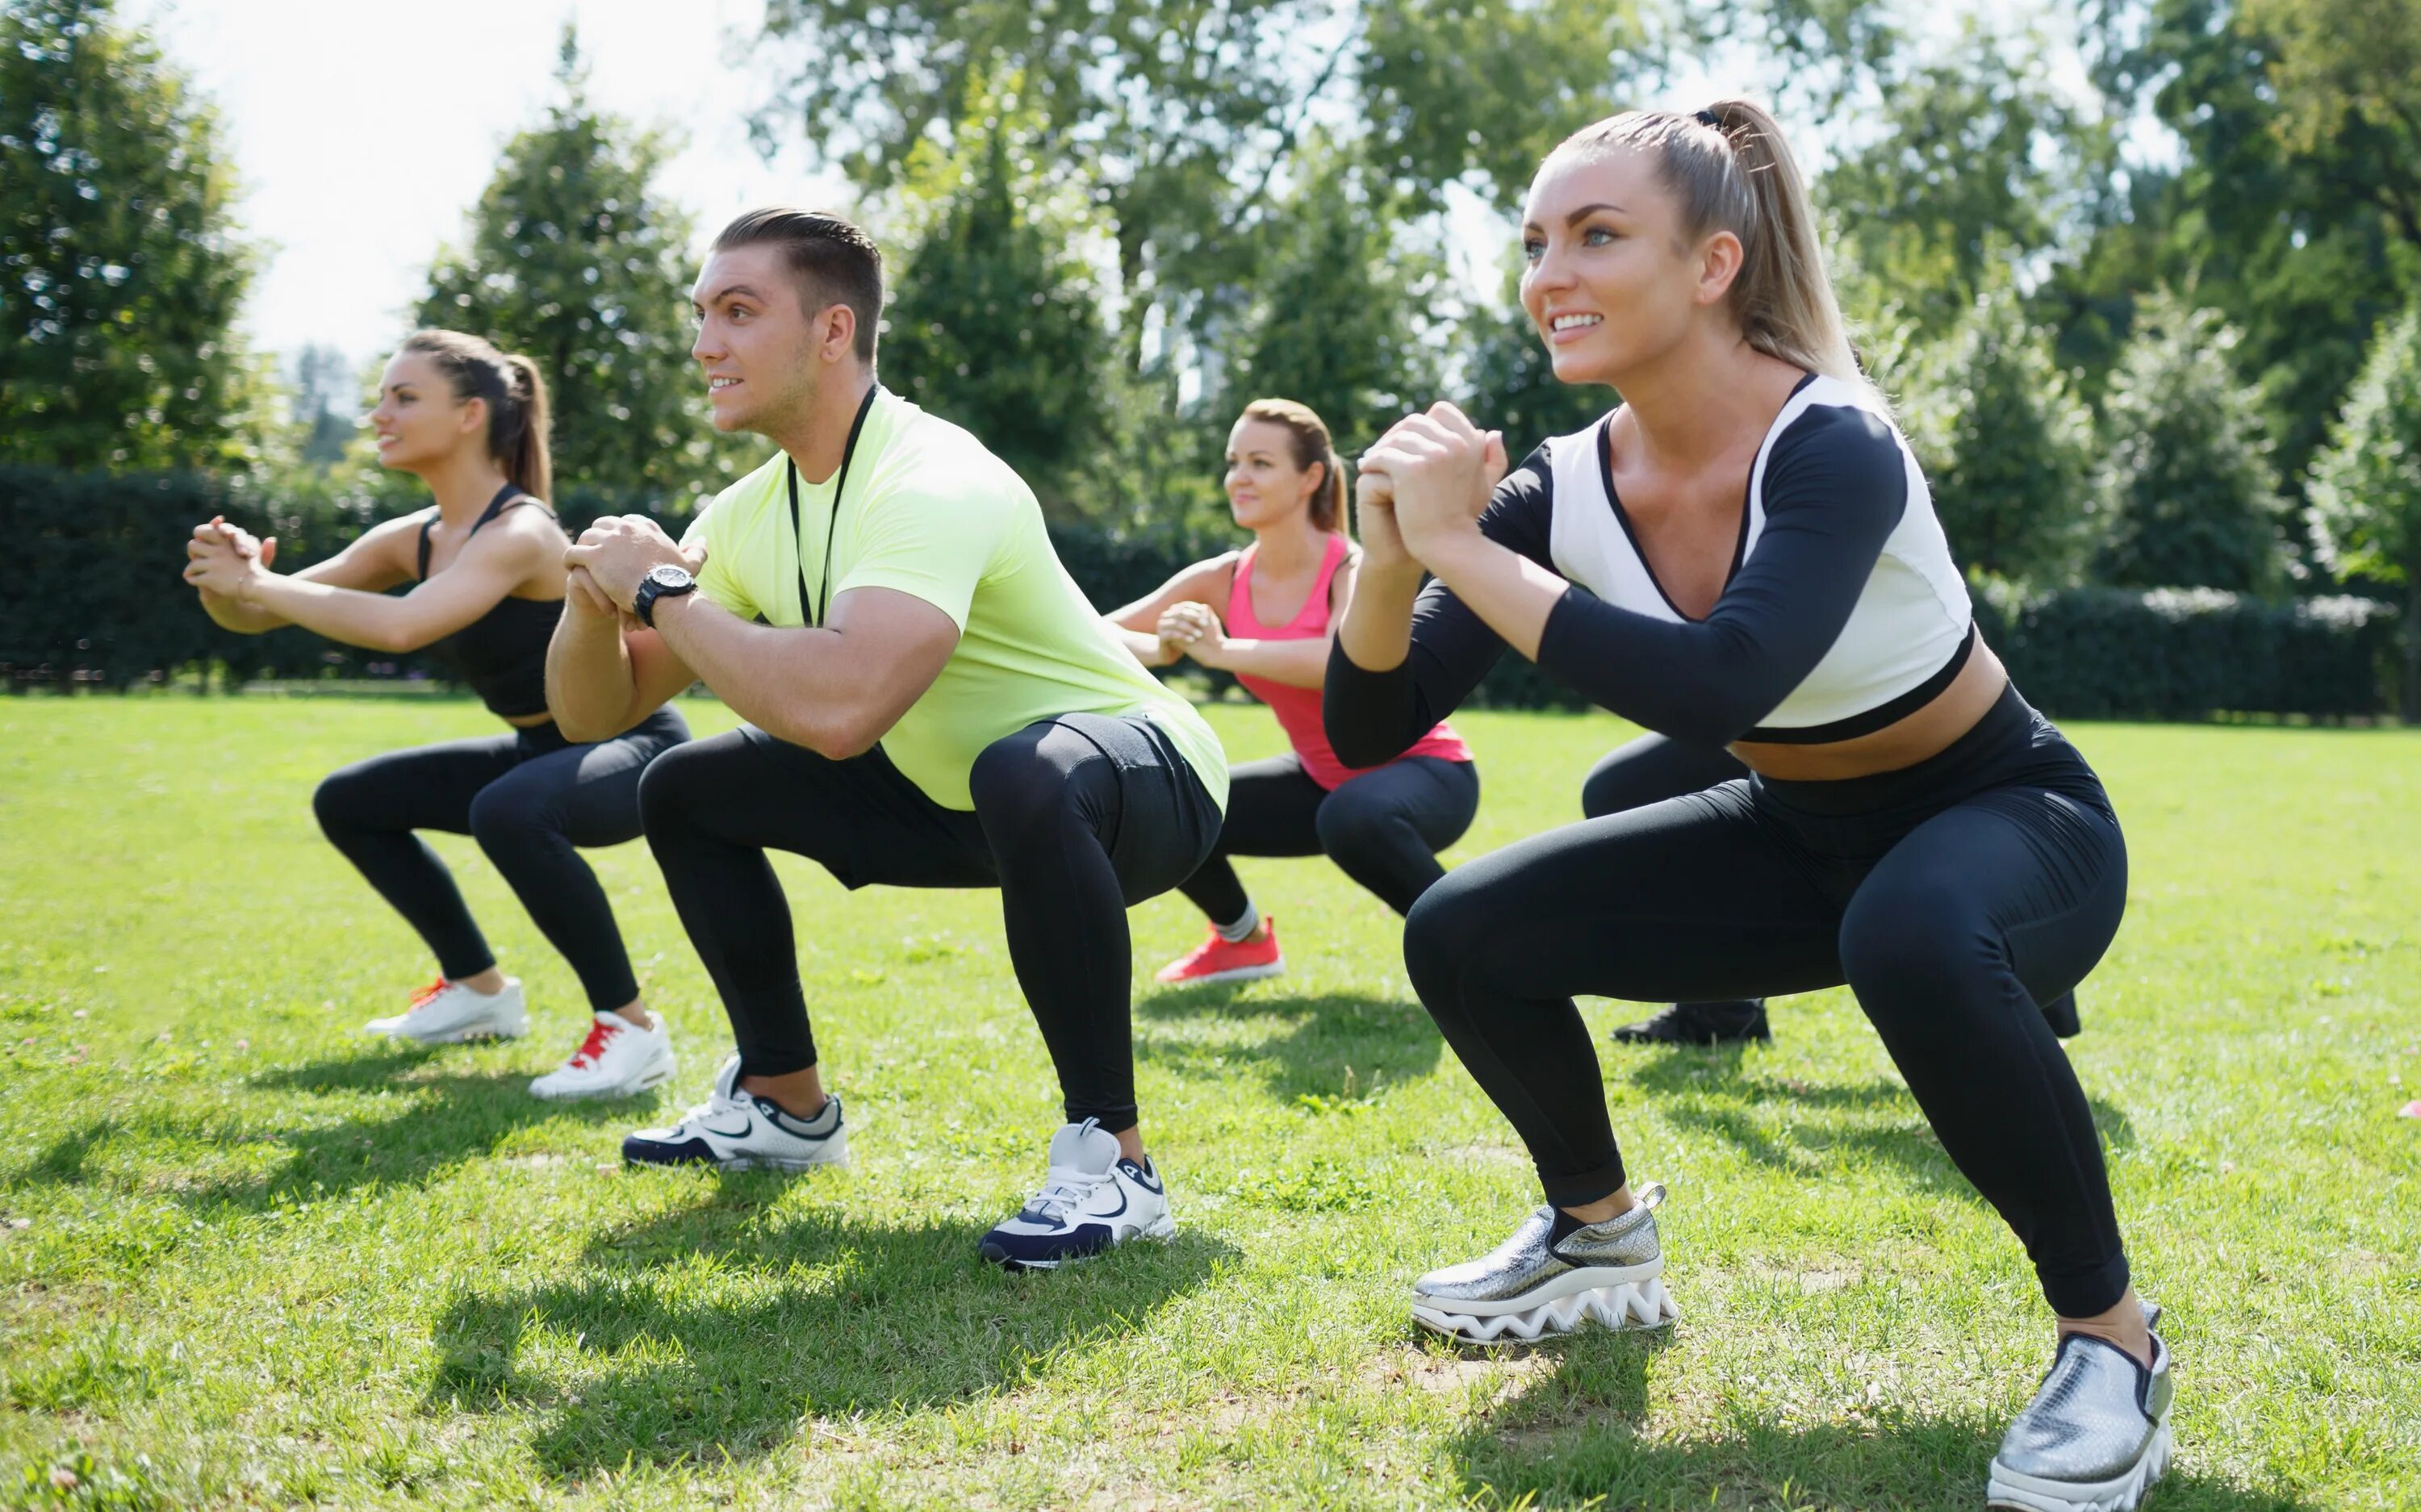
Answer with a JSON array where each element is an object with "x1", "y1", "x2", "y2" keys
[{"x1": 1729, "y1": 637, "x2": 2009, "y2": 782}]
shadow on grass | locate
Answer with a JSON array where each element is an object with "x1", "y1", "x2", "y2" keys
[
  {"x1": 1446, "y1": 1324, "x2": 2314, "y2": 1511},
  {"x1": 428, "y1": 1179, "x2": 1237, "y2": 1472},
  {"x1": 1618, "y1": 1044, "x2": 2136, "y2": 1197},
  {"x1": 1135, "y1": 985, "x2": 1441, "y2": 1105},
  {"x1": 20, "y1": 1045, "x2": 636, "y2": 1212}
]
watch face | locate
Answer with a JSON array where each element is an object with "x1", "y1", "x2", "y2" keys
[{"x1": 646, "y1": 564, "x2": 693, "y2": 589}]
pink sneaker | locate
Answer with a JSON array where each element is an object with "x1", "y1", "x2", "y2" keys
[{"x1": 1154, "y1": 917, "x2": 1284, "y2": 986}]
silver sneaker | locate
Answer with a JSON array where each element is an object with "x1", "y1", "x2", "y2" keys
[
  {"x1": 1411, "y1": 1182, "x2": 1679, "y2": 1343},
  {"x1": 1987, "y1": 1303, "x2": 2174, "y2": 1512}
]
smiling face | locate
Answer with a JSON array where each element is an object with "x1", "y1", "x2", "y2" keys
[
  {"x1": 368, "y1": 351, "x2": 483, "y2": 475},
  {"x1": 1223, "y1": 416, "x2": 1323, "y2": 532},
  {"x1": 690, "y1": 244, "x2": 824, "y2": 436},
  {"x1": 1518, "y1": 145, "x2": 1738, "y2": 388}
]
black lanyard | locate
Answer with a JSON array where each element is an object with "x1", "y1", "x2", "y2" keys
[{"x1": 787, "y1": 382, "x2": 880, "y2": 628}]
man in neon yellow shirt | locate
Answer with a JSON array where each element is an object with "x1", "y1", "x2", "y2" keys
[{"x1": 548, "y1": 208, "x2": 1228, "y2": 1269}]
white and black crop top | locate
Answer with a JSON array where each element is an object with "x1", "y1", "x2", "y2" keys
[{"x1": 1326, "y1": 372, "x2": 1978, "y2": 757}]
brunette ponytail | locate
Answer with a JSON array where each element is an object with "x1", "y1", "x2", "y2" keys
[{"x1": 398, "y1": 330, "x2": 555, "y2": 501}]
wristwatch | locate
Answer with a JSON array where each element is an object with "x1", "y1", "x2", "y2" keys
[{"x1": 632, "y1": 563, "x2": 696, "y2": 629}]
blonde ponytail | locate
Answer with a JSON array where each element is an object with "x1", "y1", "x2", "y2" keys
[{"x1": 1556, "y1": 101, "x2": 1870, "y2": 400}]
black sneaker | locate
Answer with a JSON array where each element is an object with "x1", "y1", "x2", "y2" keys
[{"x1": 1609, "y1": 1000, "x2": 1771, "y2": 1046}]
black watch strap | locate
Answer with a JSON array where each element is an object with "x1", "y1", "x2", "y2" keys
[{"x1": 633, "y1": 571, "x2": 694, "y2": 629}]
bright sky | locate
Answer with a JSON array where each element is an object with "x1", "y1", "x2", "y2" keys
[{"x1": 135, "y1": 0, "x2": 849, "y2": 376}]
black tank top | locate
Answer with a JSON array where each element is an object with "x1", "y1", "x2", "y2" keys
[{"x1": 412, "y1": 484, "x2": 562, "y2": 720}]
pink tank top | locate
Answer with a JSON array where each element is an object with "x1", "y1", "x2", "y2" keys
[{"x1": 1227, "y1": 533, "x2": 1474, "y2": 791}]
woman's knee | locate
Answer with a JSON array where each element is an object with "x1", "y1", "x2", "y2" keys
[
  {"x1": 1838, "y1": 889, "x2": 1993, "y2": 1024},
  {"x1": 1312, "y1": 785, "x2": 1394, "y2": 862},
  {"x1": 636, "y1": 737, "x2": 719, "y2": 838},
  {"x1": 311, "y1": 761, "x2": 380, "y2": 836},
  {"x1": 467, "y1": 772, "x2": 558, "y2": 852},
  {"x1": 1402, "y1": 867, "x2": 1498, "y2": 1002}
]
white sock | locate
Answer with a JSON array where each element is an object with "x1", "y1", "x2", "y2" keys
[{"x1": 1216, "y1": 903, "x2": 1261, "y2": 944}]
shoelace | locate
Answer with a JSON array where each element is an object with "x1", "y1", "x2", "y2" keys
[
  {"x1": 406, "y1": 978, "x2": 450, "y2": 1011},
  {"x1": 1023, "y1": 1167, "x2": 1105, "y2": 1223},
  {"x1": 565, "y1": 1017, "x2": 621, "y2": 1070}
]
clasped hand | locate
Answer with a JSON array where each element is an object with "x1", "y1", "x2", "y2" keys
[
  {"x1": 182, "y1": 516, "x2": 273, "y2": 598},
  {"x1": 1156, "y1": 600, "x2": 1226, "y2": 666},
  {"x1": 1353, "y1": 402, "x2": 1507, "y2": 570},
  {"x1": 561, "y1": 516, "x2": 698, "y2": 624}
]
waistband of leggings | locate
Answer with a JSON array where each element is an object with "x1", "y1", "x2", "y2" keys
[{"x1": 1753, "y1": 680, "x2": 2047, "y2": 817}]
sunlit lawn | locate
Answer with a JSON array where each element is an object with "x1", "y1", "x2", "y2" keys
[{"x1": 2, "y1": 694, "x2": 2415, "y2": 1510}]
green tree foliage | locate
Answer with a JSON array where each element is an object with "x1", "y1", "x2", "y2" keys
[
  {"x1": 1821, "y1": 21, "x2": 2110, "y2": 345},
  {"x1": 1896, "y1": 276, "x2": 2100, "y2": 587},
  {"x1": 2093, "y1": 293, "x2": 2289, "y2": 593},
  {"x1": 1218, "y1": 139, "x2": 1445, "y2": 456},
  {"x1": 2307, "y1": 300, "x2": 2421, "y2": 712},
  {"x1": 2053, "y1": 0, "x2": 2411, "y2": 485},
  {"x1": 412, "y1": 31, "x2": 714, "y2": 505},
  {"x1": 883, "y1": 95, "x2": 1110, "y2": 516},
  {"x1": 0, "y1": 0, "x2": 269, "y2": 470},
  {"x1": 2242, "y1": 0, "x2": 2421, "y2": 251},
  {"x1": 750, "y1": 2, "x2": 1652, "y2": 356},
  {"x1": 286, "y1": 345, "x2": 361, "y2": 467}
]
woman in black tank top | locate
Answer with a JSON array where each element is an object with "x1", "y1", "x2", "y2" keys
[{"x1": 185, "y1": 329, "x2": 689, "y2": 1101}]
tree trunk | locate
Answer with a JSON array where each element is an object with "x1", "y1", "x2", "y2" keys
[{"x1": 2405, "y1": 578, "x2": 2419, "y2": 722}]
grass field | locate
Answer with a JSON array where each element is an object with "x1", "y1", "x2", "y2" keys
[{"x1": 2, "y1": 695, "x2": 2415, "y2": 1510}]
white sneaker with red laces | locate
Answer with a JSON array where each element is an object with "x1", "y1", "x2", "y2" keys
[
  {"x1": 529, "y1": 1011, "x2": 675, "y2": 1101},
  {"x1": 363, "y1": 977, "x2": 527, "y2": 1042}
]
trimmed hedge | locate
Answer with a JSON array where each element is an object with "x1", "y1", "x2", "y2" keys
[
  {"x1": 3, "y1": 466, "x2": 2400, "y2": 720},
  {"x1": 1975, "y1": 585, "x2": 2399, "y2": 721},
  {"x1": 0, "y1": 467, "x2": 684, "y2": 690}
]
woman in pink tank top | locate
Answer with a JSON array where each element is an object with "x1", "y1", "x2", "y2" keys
[{"x1": 1104, "y1": 399, "x2": 1478, "y2": 986}]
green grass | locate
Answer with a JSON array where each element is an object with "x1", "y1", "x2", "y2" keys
[{"x1": 1, "y1": 694, "x2": 2415, "y2": 1510}]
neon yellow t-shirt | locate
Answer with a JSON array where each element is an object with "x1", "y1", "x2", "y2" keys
[{"x1": 679, "y1": 389, "x2": 1228, "y2": 813}]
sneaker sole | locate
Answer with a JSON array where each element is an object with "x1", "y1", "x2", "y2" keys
[
  {"x1": 529, "y1": 1055, "x2": 676, "y2": 1102},
  {"x1": 985, "y1": 1212, "x2": 1177, "y2": 1272},
  {"x1": 1413, "y1": 1276, "x2": 1679, "y2": 1343},
  {"x1": 1156, "y1": 962, "x2": 1284, "y2": 988},
  {"x1": 1987, "y1": 1418, "x2": 2172, "y2": 1512},
  {"x1": 403, "y1": 1016, "x2": 529, "y2": 1044},
  {"x1": 622, "y1": 1130, "x2": 849, "y2": 1174}
]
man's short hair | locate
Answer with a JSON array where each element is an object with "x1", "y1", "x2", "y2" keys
[{"x1": 712, "y1": 207, "x2": 884, "y2": 364}]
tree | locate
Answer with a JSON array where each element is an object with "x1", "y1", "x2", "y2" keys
[
  {"x1": 1219, "y1": 138, "x2": 1445, "y2": 457},
  {"x1": 2307, "y1": 300, "x2": 2421, "y2": 714},
  {"x1": 1896, "y1": 275, "x2": 2100, "y2": 587},
  {"x1": 414, "y1": 29, "x2": 717, "y2": 506},
  {"x1": 2242, "y1": 0, "x2": 2421, "y2": 252},
  {"x1": 749, "y1": 1, "x2": 1654, "y2": 369},
  {"x1": 2093, "y1": 293, "x2": 2289, "y2": 593},
  {"x1": 2051, "y1": 0, "x2": 2411, "y2": 487},
  {"x1": 1820, "y1": 20, "x2": 2111, "y2": 346},
  {"x1": 286, "y1": 345, "x2": 361, "y2": 467},
  {"x1": 0, "y1": 0, "x2": 269, "y2": 471},
  {"x1": 882, "y1": 89, "x2": 1113, "y2": 516}
]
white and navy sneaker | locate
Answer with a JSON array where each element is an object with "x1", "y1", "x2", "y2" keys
[
  {"x1": 978, "y1": 1118, "x2": 1173, "y2": 1271},
  {"x1": 620, "y1": 1055, "x2": 847, "y2": 1172},
  {"x1": 363, "y1": 976, "x2": 527, "y2": 1042},
  {"x1": 529, "y1": 1011, "x2": 675, "y2": 1101}
]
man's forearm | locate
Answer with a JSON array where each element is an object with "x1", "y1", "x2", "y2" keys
[
  {"x1": 650, "y1": 595, "x2": 866, "y2": 755},
  {"x1": 547, "y1": 608, "x2": 637, "y2": 741}
]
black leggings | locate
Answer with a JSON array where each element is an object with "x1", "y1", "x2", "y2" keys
[
  {"x1": 637, "y1": 713, "x2": 1221, "y2": 1130},
  {"x1": 312, "y1": 706, "x2": 690, "y2": 1011},
  {"x1": 1407, "y1": 687, "x2": 2131, "y2": 1316},
  {"x1": 1583, "y1": 731, "x2": 2080, "y2": 1032},
  {"x1": 1179, "y1": 754, "x2": 1478, "y2": 922}
]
